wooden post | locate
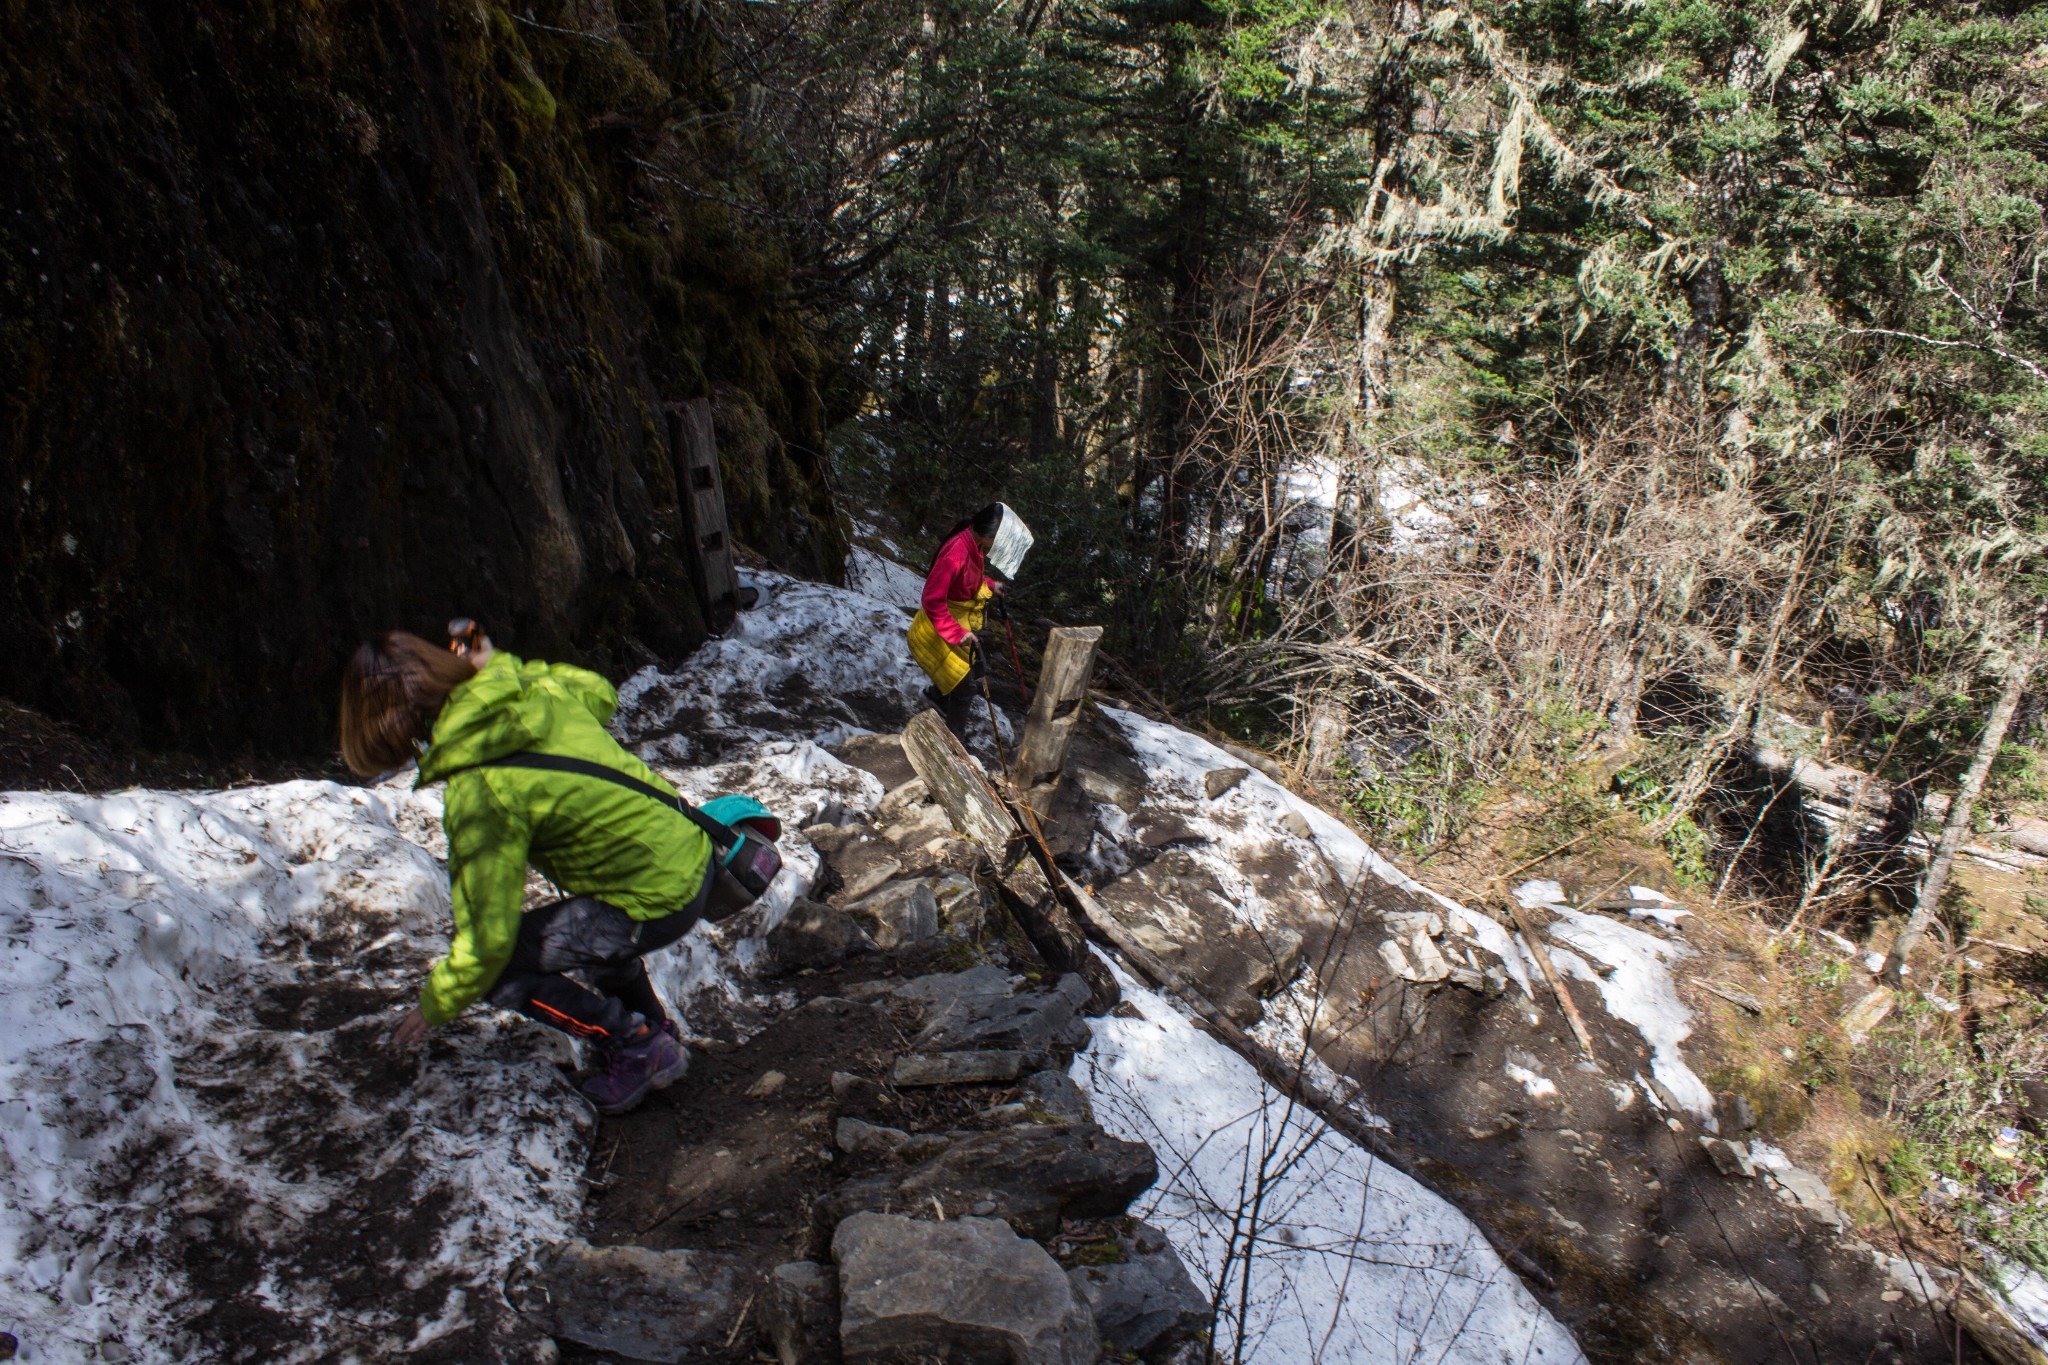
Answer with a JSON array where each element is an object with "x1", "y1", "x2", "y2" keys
[
  {"x1": 1015, "y1": 626, "x2": 1102, "y2": 810},
  {"x1": 902, "y1": 711, "x2": 1118, "y2": 1010},
  {"x1": 902, "y1": 711, "x2": 1017, "y2": 867},
  {"x1": 669, "y1": 399, "x2": 743, "y2": 632}
]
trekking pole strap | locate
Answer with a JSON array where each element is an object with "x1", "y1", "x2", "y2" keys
[{"x1": 1001, "y1": 616, "x2": 1032, "y2": 706}]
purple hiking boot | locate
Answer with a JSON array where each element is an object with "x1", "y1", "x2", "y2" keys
[{"x1": 582, "y1": 1028, "x2": 689, "y2": 1115}]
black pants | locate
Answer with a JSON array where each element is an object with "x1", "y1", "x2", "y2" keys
[
  {"x1": 485, "y1": 880, "x2": 706, "y2": 1046},
  {"x1": 937, "y1": 647, "x2": 986, "y2": 742}
]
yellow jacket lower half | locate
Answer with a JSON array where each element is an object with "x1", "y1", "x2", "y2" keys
[{"x1": 907, "y1": 588, "x2": 992, "y2": 694}]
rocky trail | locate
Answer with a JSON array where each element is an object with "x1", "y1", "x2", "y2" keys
[{"x1": 2, "y1": 565, "x2": 2042, "y2": 1364}]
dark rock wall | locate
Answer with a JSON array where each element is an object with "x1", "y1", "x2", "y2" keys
[{"x1": 0, "y1": 0, "x2": 845, "y2": 757}]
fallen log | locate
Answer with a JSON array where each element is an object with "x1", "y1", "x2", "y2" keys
[
  {"x1": 1499, "y1": 894, "x2": 1600, "y2": 1064},
  {"x1": 1745, "y1": 743, "x2": 2048, "y2": 868},
  {"x1": 1956, "y1": 1278, "x2": 2048, "y2": 1365},
  {"x1": 906, "y1": 702, "x2": 1603, "y2": 1307}
]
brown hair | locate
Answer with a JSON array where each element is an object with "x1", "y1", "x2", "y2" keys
[{"x1": 338, "y1": 631, "x2": 476, "y2": 777}]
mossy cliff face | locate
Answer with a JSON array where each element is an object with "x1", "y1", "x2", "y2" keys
[{"x1": 0, "y1": 0, "x2": 846, "y2": 756}]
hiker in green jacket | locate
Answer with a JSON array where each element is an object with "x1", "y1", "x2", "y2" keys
[{"x1": 339, "y1": 628, "x2": 723, "y2": 1114}]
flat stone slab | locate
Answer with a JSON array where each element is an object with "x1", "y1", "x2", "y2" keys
[
  {"x1": 833, "y1": 1213, "x2": 1098, "y2": 1365},
  {"x1": 1023, "y1": 1069, "x2": 1094, "y2": 1124},
  {"x1": 769, "y1": 898, "x2": 878, "y2": 972},
  {"x1": 892, "y1": 1050, "x2": 1027, "y2": 1087},
  {"x1": 818, "y1": 1122, "x2": 1157, "y2": 1241},
  {"x1": 840, "y1": 857, "x2": 905, "y2": 902},
  {"x1": 848, "y1": 880, "x2": 940, "y2": 949},
  {"x1": 507, "y1": 1240, "x2": 744, "y2": 1363},
  {"x1": 914, "y1": 971, "x2": 1091, "y2": 1057},
  {"x1": 893, "y1": 965, "x2": 1015, "y2": 1013}
]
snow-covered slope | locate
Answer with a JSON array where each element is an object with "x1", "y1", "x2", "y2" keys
[
  {"x1": 1079, "y1": 966, "x2": 1585, "y2": 1364},
  {"x1": 0, "y1": 782, "x2": 586, "y2": 1363}
]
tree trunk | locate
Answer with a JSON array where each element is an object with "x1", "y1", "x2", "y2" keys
[
  {"x1": 1027, "y1": 183, "x2": 1063, "y2": 464},
  {"x1": 1881, "y1": 654, "x2": 2032, "y2": 985}
]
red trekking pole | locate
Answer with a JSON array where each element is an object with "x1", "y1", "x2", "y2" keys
[{"x1": 992, "y1": 597, "x2": 1031, "y2": 706}]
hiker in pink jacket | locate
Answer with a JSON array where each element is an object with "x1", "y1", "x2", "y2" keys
[{"x1": 908, "y1": 504, "x2": 1006, "y2": 739}]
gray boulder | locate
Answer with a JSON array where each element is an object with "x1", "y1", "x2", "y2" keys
[
  {"x1": 833, "y1": 1213, "x2": 1099, "y2": 1365},
  {"x1": 1203, "y1": 767, "x2": 1250, "y2": 800},
  {"x1": 879, "y1": 800, "x2": 954, "y2": 849},
  {"x1": 875, "y1": 777, "x2": 932, "y2": 824},
  {"x1": 832, "y1": 733, "x2": 917, "y2": 790},
  {"x1": 929, "y1": 872, "x2": 985, "y2": 937},
  {"x1": 848, "y1": 881, "x2": 941, "y2": 949},
  {"x1": 1067, "y1": 1224, "x2": 1209, "y2": 1358},
  {"x1": 830, "y1": 1070, "x2": 891, "y2": 1115},
  {"x1": 1241, "y1": 927, "x2": 1306, "y2": 996},
  {"x1": 506, "y1": 1240, "x2": 744, "y2": 1363},
  {"x1": 893, "y1": 965, "x2": 1016, "y2": 1014},
  {"x1": 837, "y1": 1116, "x2": 916, "y2": 1155},
  {"x1": 802, "y1": 824, "x2": 868, "y2": 858},
  {"x1": 915, "y1": 971, "x2": 1092, "y2": 1060},
  {"x1": 841, "y1": 857, "x2": 906, "y2": 902},
  {"x1": 769, "y1": 899, "x2": 878, "y2": 972},
  {"x1": 817, "y1": 1122, "x2": 1157, "y2": 1240},
  {"x1": 1024, "y1": 1070, "x2": 1094, "y2": 1124},
  {"x1": 891, "y1": 1050, "x2": 1029, "y2": 1087},
  {"x1": 1700, "y1": 1136, "x2": 1756, "y2": 1178},
  {"x1": 760, "y1": 1261, "x2": 842, "y2": 1365}
]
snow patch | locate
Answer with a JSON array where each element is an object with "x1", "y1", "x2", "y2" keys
[
  {"x1": 1992, "y1": 1259, "x2": 2048, "y2": 1338},
  {"x1": 0, "y1": 783, "x2": 586, "y2": 1362},
  {"x1": 1516, "y1": 881, "x2": 1714, "y2": 1121},
  {"x1": 1076, "y1": 966, "x2": 1585, "y2": 1365},
  {"x1": 1626, "y1": 884, "x2": 1692, "y2": 928},
  {"x1": 1104, "y1": 707, "x2": 1452, "y2": 908},
  {"x1": 1507, "y1": 1061, "x2": 1560, "y2": 1101},
  {"x1": 616, "y1": 572, "x2": 931, "y2": 760},
  {"x1": 844, "y1": 547, "x2": 925, "y2": 613}
]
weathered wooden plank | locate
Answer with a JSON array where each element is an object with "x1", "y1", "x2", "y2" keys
[
  {"x1": 902, "y1": 710, "x2": 1118, "y2": 1010},
  {"x1": 669, "y1": 399, "x2": 743, "y2": 632},
  {"x1": 1015, "y1": 626, "x2": 1103, "y2": 809},
  {"x1": 902, "y1": 711, "x2": 1015, "y2": 866},
  {"x1": 1500, "y1": 895, "x2": 1600, "y2": 1064}
]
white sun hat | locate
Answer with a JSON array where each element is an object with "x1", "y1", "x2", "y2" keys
[{"x1": 988, "y1": 503, "x2": 1035, "y2": 579}]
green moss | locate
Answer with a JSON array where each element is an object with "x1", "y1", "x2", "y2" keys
[
  {"x1": 1705, "y1": 1056, "x2": 1814, "y2": 1138},
  {"x1": 922, "y1": 939, "x2": 985, "y2": 973},
  {"x1": 1059, "y1": 1236, "x2": 1127, "y2": 1268}
]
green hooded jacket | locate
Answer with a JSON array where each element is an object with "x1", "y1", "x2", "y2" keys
[{"x1": 412, "y1": 653, "x2": 712, "y2": 1026}]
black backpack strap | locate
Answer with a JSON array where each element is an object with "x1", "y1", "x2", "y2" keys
[{"x1": 463, "y1": 751, "x2": 741, "y2": 854}]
